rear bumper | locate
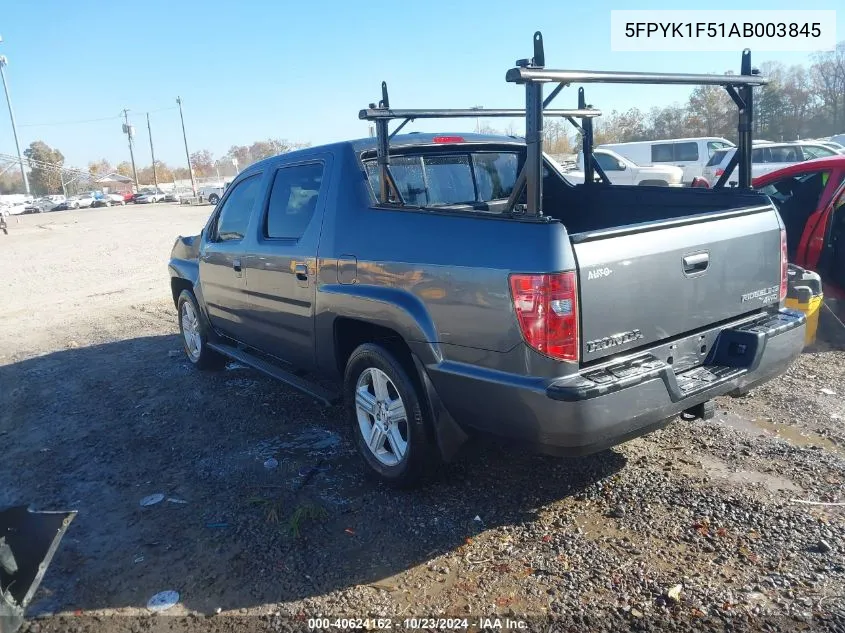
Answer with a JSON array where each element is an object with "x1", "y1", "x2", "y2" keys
[{"x1": 427, "y1": 309, "x2": 805, "y2": 455}]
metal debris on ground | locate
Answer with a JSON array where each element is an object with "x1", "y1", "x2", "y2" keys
[
  {"x1": 166, "y1": 497, "x2": 188, "y2": 504},
  {"x1": 147, "y1": 590, "x2": 180, "y2": 612},
  {"x1": 820, "y1": 388, "x2": 836, "y2": 395},
  {"x1": 264, "y1": 458, "x2": 279, "y2": 470},
  {"x1": 139, "y1": 493, "x2": 165, "y2": 507}
]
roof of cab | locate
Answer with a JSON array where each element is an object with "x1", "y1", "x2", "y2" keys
[
  {"x1": 349, "y1": 132, "x2": 524, "y2": 152},
  {"x1": 239, "y1": 132, "x2": 527, "y2": 175}
]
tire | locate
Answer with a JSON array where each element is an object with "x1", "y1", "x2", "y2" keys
[
  {"x1": 177, "y1": 289, "x2": 226, "y2": 370},
  {"x1": 344, "y1": 343, "x2": 438, "y2": 487},
  {"x1": 208, "y1": 194, "x2": 219, "y2": 205}
]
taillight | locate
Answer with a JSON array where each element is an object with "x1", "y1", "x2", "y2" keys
[
  {"x1": 509, "y1": 272, "x2": 578, "y2": 362},
  {"x1": 715, "y1": 168, "x2": 724, "y2": 178},
  {"x1": 779, "y1": 228, "x2": 788, "y2": 302},
  {"x1": 432, "y1": 136, "x2": 465, "y2": 144}
]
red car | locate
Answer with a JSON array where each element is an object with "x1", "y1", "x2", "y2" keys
[{"x1": 753, "y1": 156, "x2": 845, "y2": 308}]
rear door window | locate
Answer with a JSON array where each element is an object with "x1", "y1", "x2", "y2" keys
[
  {"x1": 770, "y1": 146, "x2": 801, "y2": 163},
  {"x1": 264, "y1": 163, "x2": 324, "y2": 240},
  {"x1": 674, "y1": 142, "x2": 699, "y2": 162},
  {"x1": 651, "y1": 144, "x2": 674, "y2": 162}
]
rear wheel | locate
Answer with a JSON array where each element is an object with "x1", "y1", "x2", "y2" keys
[
  {"x1": 344, "y1": 343, "x2": 438, "y2": 487},
  {"x1": 208, "y1": 194, "x2": 219, "y2": 205},
  {"x1": 177, "y1": 289, "x2": 225, "y2": 370}
]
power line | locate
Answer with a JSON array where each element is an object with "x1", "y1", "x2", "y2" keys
[
  {"x1": 19, "y1": 114, "x2": 122, "y2": 128},
  {"x1": 19, "y1": 106, "x2": 177, "y2": 128}
]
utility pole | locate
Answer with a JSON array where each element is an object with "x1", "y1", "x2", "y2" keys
[
  {"x1": 121, "y1": 109, "x2": 139, "y2": 191},
  {"x1": 0, "y1": 37, "x2": 30, "y2": 196},
  {"x1": 176, "y1": 97, "x2": 196, "y2": 197},
  {"x1": 146, "y1": 112, "x2": 158, "y2": 190},
  {"x1": 471, "y1": 105, "x2": 483, "y2": 133}
]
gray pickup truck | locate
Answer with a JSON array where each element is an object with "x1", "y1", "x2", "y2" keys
[{"x1": 168, "y1": 33, "x2": 806, "y2": 486}]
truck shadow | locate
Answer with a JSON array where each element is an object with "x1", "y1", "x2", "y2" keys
[{"x1": 0, "y1": 334, "x2": 626, "y2": 617}]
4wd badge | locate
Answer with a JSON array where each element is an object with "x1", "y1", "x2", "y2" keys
[{"x1": 587, "y1": 267, "x2": 612, "y2": 280}]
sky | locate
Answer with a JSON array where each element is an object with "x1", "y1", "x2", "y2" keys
[{"x1": 1, "y1": 0, "x2": 842, "y2": 171}]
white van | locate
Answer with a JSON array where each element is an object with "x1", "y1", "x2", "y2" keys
[{"x1": 597, "y1": 137, "x2": 735, "y2": 184}]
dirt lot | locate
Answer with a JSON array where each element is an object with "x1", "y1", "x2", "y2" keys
[{"x1": 2, "y1": 205, "x2": 845, "y2": 632}]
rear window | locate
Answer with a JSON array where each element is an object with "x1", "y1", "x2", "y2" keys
[
  {"x1": 707, "y1": 141, "x2": 732, "y2": 157},
  {"x1": 707, "y1": 148, "x2": 731, "y2": 167},
  {"x1": 364, "y1": 151, "x2": 519, "y2": 207}
]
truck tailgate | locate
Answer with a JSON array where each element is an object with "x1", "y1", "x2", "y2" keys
[{"x1": 573, "y1": 207, "x2": 783, "y2": 363}]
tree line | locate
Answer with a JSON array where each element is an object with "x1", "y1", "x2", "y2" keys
[
  {"x1": 542, "y1": 41, "x2": 845, "y2": 153},
  {"x1": 2, "y1": 138, "x2": 310, "y2": 195},
  {"x1": 4, "y1": 42, "x2": 842, "y2": 195}
]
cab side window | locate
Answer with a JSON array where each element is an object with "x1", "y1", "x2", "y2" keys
[
  {"x1": 264, "y1": 163, "x2": 325, "y2": 240},
  {"x1": 214, "y1": 174, "x2": 261, "y2": 242}
]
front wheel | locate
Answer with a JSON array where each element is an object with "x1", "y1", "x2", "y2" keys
[
  {"x1": 344, "y1": 343, "x2": 438, "y2": 487},
  {"x1": 177, "y1": 289, "x2": 226, "y2": 370},
  {"x1": 208, "y1": 194, "x2": 219, "y2": 205}
]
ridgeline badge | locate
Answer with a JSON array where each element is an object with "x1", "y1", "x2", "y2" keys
[{"x1": 741, "y1": 285, "x2": 779, "y2": 303}]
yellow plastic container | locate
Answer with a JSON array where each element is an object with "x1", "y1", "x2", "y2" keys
[
  {"x1": 785, "y1": 265, "x2": 823, "y2": 347},
  {"x1": 785, "y1": 292, "x2": 823, "y2": 347}
]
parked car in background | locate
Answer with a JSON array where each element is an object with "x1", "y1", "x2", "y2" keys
[
  {"x1": 165, "y1": 190, "x2": 193, "y2": 203},
  {"x1": 829, "y1": 134, "x2": 845, "y2": 147},
  {"x1": 23, "y1": 197, "x2": 60, "y2": 213},
  {"x1": 598, "y1": 137, "x2": 734, "y2": 184},
  {"x1": 66, "y1": 193, "x2": 96, "y2": 209},
  {"x1": 754, "y1": 156, "x2": 845, "y2": 299},
  {"x1": 576, "y1": 148, "x2": 683, "y2": 186},
  {"x1": 704, "y1": 142, "x2": 840, "y2": 186},
  {"x1": 90, "y1": 193, "x2": 127, "y2": 208},
  {"x1": 815, "y1": 141, "x2": 845, "y2": 154},
  {"x1": 0, "y1": 201, "x2": 28, "y2": 215},
  {"x1": 197, "y1": 183, "x2": 229, "y2": 205},
  {"x1": 134, "y1": 189, "x2": 166, "y2": 204}
]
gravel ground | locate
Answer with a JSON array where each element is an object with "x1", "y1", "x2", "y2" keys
[{"x1": 2, "y1": 205, "x2": 845, "y2": 632}]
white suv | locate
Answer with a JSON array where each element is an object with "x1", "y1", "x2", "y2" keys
[{"x1": 702, "y1": 142, "x2": 840, "y2": 186}]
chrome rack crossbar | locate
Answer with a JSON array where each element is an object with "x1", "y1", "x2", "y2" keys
[{"x1": 506, "y1": 31, "x2": 768, "y2": 215}]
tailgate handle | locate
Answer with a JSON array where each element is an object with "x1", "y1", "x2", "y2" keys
[{"x1": 683, "y1": 253, "x2": 709, "y2": 274}]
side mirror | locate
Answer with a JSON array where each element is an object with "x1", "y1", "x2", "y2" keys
[{"x1": 616, "y1": 160, "x2": 627, "y2": 171}]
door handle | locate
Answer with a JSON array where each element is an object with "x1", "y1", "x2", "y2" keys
[
  {"x1": 232, "y1": 258, "x2": 242, "y2": 272},
  {"x1": 683, "y1": 253, "x2": 709, "y2": 274},
  {"x1": 294, "y1": 263, "x2": 308, "y2": 281}
]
